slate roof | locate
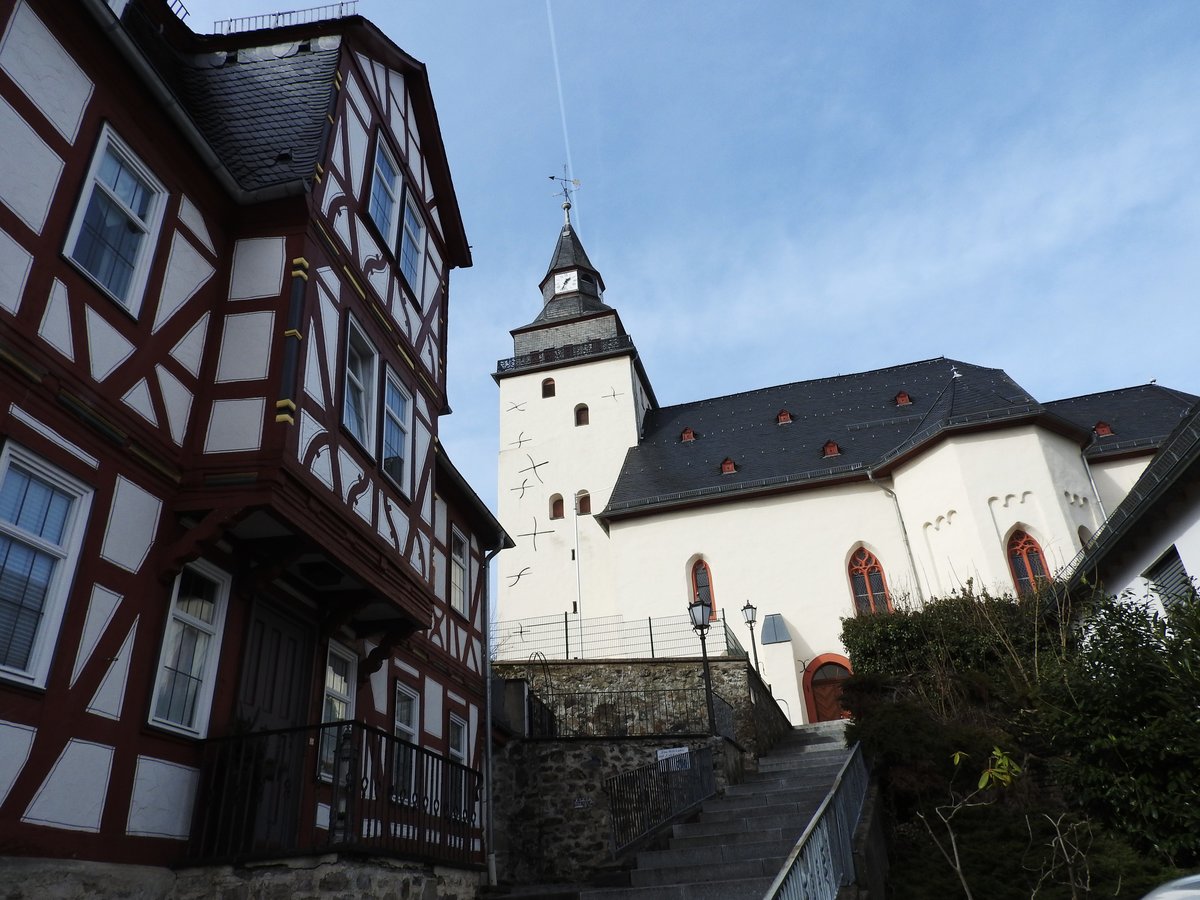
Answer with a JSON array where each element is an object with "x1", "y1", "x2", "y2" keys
[
  {"x1": 174, "y1": 41, "x2": 340, "y2": 193},
  {"x1": 544, "y1": 220, "x2": 600, "y2": 282},
  {"x1": 603, "y1": 357, "x2": 1069, "y2": 518},
  {"x1": 1045, "y1": 385, "x2": 1198, "y2": 460}
]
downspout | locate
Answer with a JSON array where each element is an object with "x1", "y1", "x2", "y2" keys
[
  {"x1": 482, "y1": 542, "x2": 503, "y2": 887},
  {"x1": 1080, "y1": 449, "x2": 1108, "y2": 521},
  {"x1": 867, "y1": 469, "x2": 926, "y2": 603}
]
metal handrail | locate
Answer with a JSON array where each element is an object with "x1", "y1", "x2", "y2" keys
[
  {"x1": 762, "y1": 743, "x2": 869, "y2": 900},
  {"x1": 607, "y1": 745, "x2": 716, "y2": 855}
]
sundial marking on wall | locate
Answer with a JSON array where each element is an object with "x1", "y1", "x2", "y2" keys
[
  {"x1": 510, "y1": 431, "x2": 532, "y2": 448},
  {"x1": 509, "y1": 478, "x2": 532, "y2": 499},
  {"x1": 507, "y1": 401, "x2": 528, "y2": 413},
  {"x1": 603, "y1": 387, "x2": 624, "y2": 402},
  {"x1": 517, "y1": 517, "x2": 554, "y2": 551},
  {"x1": 518, "y1": 453, "x2": 550, "y2": 484},
  {"x1": 507, "y1": 566, "x2": 531, "y2": 587}
]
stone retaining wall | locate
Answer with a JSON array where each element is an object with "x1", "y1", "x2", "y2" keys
[{"x1": 490, "y1": 734, "x2": 741, "y2": 885}]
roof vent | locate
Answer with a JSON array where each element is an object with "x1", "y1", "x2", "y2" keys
[
  {"x1": 681, "y1": 427, "x2": 695, "y2": 443},
  {"x1": 776, "y1": 409, "x2": 792, "y2": 425},
  {"x1": 720, "y1": 457, "x2": 737, "y2": 475},
  {"x1": 822, "y1": 440, "x2": 841, "y2": 458},
  {"x1": 1093, "y1": 421, "x2": 1114, "y2": 437},
  {"x1": 894, "y1": 391, "x2": 912, "y2": 406}
]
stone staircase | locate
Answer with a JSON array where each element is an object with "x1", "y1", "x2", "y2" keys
[{"x1": 495, "y1": 721, "x2": 850, "y2": 900}]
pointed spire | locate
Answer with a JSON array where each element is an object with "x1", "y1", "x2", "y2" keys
[{"x1": 543, "y1": 213, "x2": 601, "y2": 286}]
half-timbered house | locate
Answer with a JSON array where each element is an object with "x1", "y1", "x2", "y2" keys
[{"x1": 0, "y1": 0, "x2": 508, "y2": 891}]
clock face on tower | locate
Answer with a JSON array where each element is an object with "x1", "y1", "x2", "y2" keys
[{"x1": 553, "y1": 271, "x2": 579, "y2": 294}]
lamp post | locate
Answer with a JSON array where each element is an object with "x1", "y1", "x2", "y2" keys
[
  {"x1": 741, "y1": 600, "x2": 761, "y2": 676},
  {"x1": 688, "y1": 596, "x2": 717, "y2": 735}
]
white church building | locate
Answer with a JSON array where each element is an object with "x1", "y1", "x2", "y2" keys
[{"x1": 493, "y1": 205, "x2": 1197, "y2": 725}]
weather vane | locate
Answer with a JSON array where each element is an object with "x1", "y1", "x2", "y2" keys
[{"x1": 549, "y1": 167, "x2": 580, "y2": 223}]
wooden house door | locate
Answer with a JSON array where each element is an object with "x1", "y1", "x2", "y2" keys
[{"x1": 810, "y1": 662, "x2": 851, "y2": 722}]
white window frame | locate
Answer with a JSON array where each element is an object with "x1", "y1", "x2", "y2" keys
[
  {"x1": 368, "y1": 140, "x2": 400, "y2": 245},
  {"x1": 382, "y1": 368, "x2": 413, "y2": 495},
  {"x1": 447, "y1": 713, "x2": 469, "y2": 820},
  {"x1": 392, "y1": 681, "x2": 420, "y2": 803},
  {"x1": 398, "y1": 189, "x2": 425, "y2": 298},
  {"x1": 318, "y1": 642, "x2": 357, "y2": 780},
  {"x1": 148, "y1": 559, "x2": 231, "y2": 738},
  {"x1": 342, "y1": 315, "x2": 378, "y2": 452},
  {"x1": 0, "y1": 443, "x2": 92, "y2": 689},
  {"x1": 449, "y1": 528, "x2": 468, "y2": 616},
  {"x1": 63, "y1": 124, "x2": 166, "y2": 317}
]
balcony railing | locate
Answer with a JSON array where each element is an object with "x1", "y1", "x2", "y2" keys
[
  {"x1": 496, "y1": 334, "x2": 635, "y2": 374},
  {"x1": 187, "y1": 721, "x2": 483, "y2": 868},
  {"x1": 608, "y1": 745, "x2": 717, "y2": 855},
  {"x1": 529, "y1": 688, "x2": 736, "y2": 743}
]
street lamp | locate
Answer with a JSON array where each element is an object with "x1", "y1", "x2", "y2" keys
[
  {"x1": 741, "y1": 600, "x2": 761, "y2": 676},
  {"x1": 688, "y1": 595, "x2": 717, "y2": 735}
]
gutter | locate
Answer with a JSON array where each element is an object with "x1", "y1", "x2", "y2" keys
[
  {"x1": 482, "y1": 541, "x2": 504, "y2": 887},
  {"x1": 82, "y1": 0, "x2": 309, "y2": 204},
  {"x1": 866, "y1": 469, "x2": 926, "y2": 603}
]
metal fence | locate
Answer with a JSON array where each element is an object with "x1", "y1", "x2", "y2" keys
[
  {"x1": 763, "y1": 744, "x2": 869, "y2": 900},
  {"x1": 214, "y1": 2, "x2": 358, "y2": 33},
  {"x1": 493, "y1": 611, "x2": 748, "y2": 662},
  {"x1": 607, "y1": 745, "x2": 717, "y2": 855},
  {"x1": 496, "y1": 334, "x2": 635, "y2": 374},
  {"x1": 529, "y1": 687, "x2": 736, "y2": 742},
  {"x1": 188, "y1": 720, "x2": 482, "y2": 868}
]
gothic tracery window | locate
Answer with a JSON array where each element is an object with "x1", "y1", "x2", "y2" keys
[
  {"x1": 849, "y1": 547, "x2": 890, "y2": 615},
  {"x1": 691, "y1": 559, "x2": 717, "y2": 622},
  {"x1": 1007, "y1": 530, "x2": 1047, "y2": 595}
]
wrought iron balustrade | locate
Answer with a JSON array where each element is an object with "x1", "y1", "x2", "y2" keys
[
  {"x1": 764, "y1": 743, "x2": 869, "y2": 899},
  {"x1": 528, "y1": 687, "x2": 735, "y2": 740},
  {"x1": 187, "y1": 720, "x2": 482, "y2": 868},
  {"x1": 607, "y1": 745, "x2": 716, "y2": 855},
  {"x1": 496, "y1": 334, "x2": 635, "y2": 374}
]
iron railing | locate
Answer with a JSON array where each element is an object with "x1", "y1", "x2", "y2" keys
[
  {"x1": 763, "y1": 743, "x2": 869, "y2": 900},
  {"x1": 496, "y1": 334, "x2": 635, "y2": 374},
  {"x1": 608, "y1": 745, "x2": 716, "y2": 855},
  {"x1": 187, "y1": 720, "x2": 483, "y2": 868},
  {"x1": 528, "y1": 688, "x2": 736, "y2": 742},
  {"x1": 493, "y1": 611, "x2": 748, "y2": 662},
  {"x1": 214, "y1": 2, "x2": 358, "y2": 33}
]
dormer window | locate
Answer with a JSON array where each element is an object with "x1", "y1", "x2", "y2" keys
[
  {"x1": 823, "y1": 441, "x2": 841, "y2": 458},
  {"x1": 894, "y1": 391, "x2": 912, "y2": 406},
  {"x1": 777, "y1": 410, "x2": 792, "y2": 425},
  {"x1": 681, "y1": 427, "x2": 695, "y2": 443},
  {"x1": 720, "y1": 457, "x2": 737, "y2": 475},
  {"x1": 1093, "y1": 421, "x2": 1113, "y2": 437}
]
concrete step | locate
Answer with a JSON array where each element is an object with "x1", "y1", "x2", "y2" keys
[
  {"x1": 701, "y1": 786, "x2": 828, "y2": 812},
  {"x1": 673, "y1": 810, "x2": 809, "y2": 838},
  {"x1": 630, "y1": 856, "x2": 781, "y2": 887},
  {"x1": 668, "y1": 822, "x2": 799, "y2": 849},
  {"x1": 578, "y1": 876, "x2": 774, "y2": 900},
  {"x1": 636, "y1": 836, "x2": 795, "y2": 870},
  {"x1": 698, "y1": 796, "x2": 822, "y2": 824}
]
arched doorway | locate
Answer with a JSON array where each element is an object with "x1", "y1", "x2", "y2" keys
[{"x1": 803, "y1": 654, "x2": 852, "y2": 723}]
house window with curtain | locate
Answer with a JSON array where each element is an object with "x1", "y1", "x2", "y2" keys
[
  {"x1": 691, "y1": 559, "x2": 717, "y2": 622},
  {"x1": 848, "y1": 547, "x2": 890, "y2": 615},
  {"x1": 342, "y1": 316, "x2": 377, "y2": 450},
  {"x1": 1007, "y1": 530, "x2": 1047, "y2": 596},
  {"x1": 318, "y1": 644, "x2": 356, "y2": 779},
  {"x1": 450, "y1": 529, "x2": 468, "y2": 615},
  {"x1": 392, "y1": 682, "x2": 420, "y2": 804}
]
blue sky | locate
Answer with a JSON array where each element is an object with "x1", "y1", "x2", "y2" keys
[{"x1": 187, "y1": 1, "x2": 1200, "y2": 514}]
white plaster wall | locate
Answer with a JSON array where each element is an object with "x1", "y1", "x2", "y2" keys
[
  {"x1": 1089, "y1": 456, "x2": 1152, "y2": 515},
  {"x1": 496, "y1": 356, "x2": 644, "y2": 623},
  {"x1": 1095, "y1": 498, "x2": 1200, "y2": 599}
]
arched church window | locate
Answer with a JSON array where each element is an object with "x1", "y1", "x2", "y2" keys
[
  {"x1": 576, "y1": 490, "x2": 591, "y2": 515},
  {"x1": 1008, "y1": 530, "x2": 1047, "y2": 595},
  {"x1": 574, "y1": 404, "x2": 589, "y2": 426},
  {"x1": 691, "y1": 560, "x2": 717, "y2": 622},
  {"x1": 849, "y1": 547, "x2": 890, "y2": 615},
  {"x1": 549, "y1": 494, "x2": 564, "y2": 520},
  {"x1": 542, "y1": 378, "x2": 555, "y2": 398}
]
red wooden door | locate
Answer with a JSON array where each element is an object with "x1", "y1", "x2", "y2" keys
[{"x1": 810, "y1": 662, "x2": 851, "y2": 722}]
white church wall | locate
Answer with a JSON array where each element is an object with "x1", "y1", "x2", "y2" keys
[{"x1": 1089, "y1": 456, "x2": 1152, "y2": 515}]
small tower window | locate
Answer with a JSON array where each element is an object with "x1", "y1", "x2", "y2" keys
[
  {"x1": 542, "y1": 378, "x2": 555, "y2": 398},
  {"x1": 574, "y1": 404, "x2": 590, "y2": 427},
  {"x1": 576, "y1": 490, "x2": 591, "y2": 515},
  {"x1": 720, "y1": 457, "x2": 737, "y2": 475},
  {"x1": 823, "y1": 441, "x2": 840, "y2": 458},
  {"x1": 777, "y1": 409, "x2": 792, "y2": 425},
  {"x1": 681, "y1": 427, "x2": 695, "y2": 442},
  {"x1": 895, "y1": 391, "x2": 912, "y2": 406},
  {"x1": 549, "y1": 494, "x2": 564, "y2": 520},
  {"x1": 1093, "y1": 421, "x2": 1113, "y2": 437}
]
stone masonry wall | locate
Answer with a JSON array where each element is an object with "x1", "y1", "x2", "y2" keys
[{"x1": 490, "y1": 735, "x2": 742, "y2": 886}]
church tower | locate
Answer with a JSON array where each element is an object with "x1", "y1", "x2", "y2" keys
[{"x1": 494, "y1": 202, "x2": 656, "y2": 638}]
